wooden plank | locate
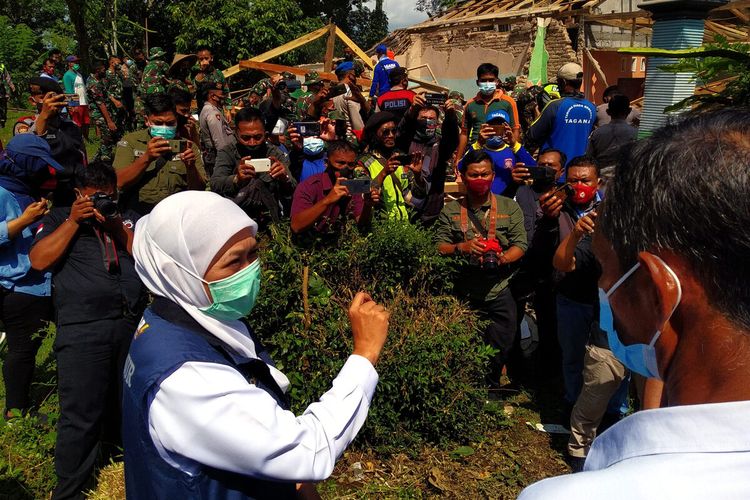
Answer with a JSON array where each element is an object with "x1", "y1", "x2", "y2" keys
[
  {"x1": 730, "y1": 7, "x2": 750, "y2": 22},
  {"x1": 324, "y1": 23, "x2": 337, "y2": 73},
  {"x1": 585, "y1": 48, "x2": 608, "y2": 88},
  {"x1": 407, "y1": 4, "x2": 567, "y2": 31},
  {"x1": 223, "y1": 25, "x2": 331, "y2": 78},
  {"x1": 712, "y1": 0, "x2": 750, "y2": 11},
  {"x1": 239, "y1": 59, "x2": 372, "y2": 87},
  {"x1": 334, "y1": 27, "x2": 376, "y2": 70}
]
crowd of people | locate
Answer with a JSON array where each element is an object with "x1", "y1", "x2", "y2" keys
[{"x1": 1, "y1": 41, "x2": 747, "y2": 500}]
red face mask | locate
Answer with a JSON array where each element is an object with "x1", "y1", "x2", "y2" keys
[
  {"x1": 39, "y1": 166, "x2": 58, "y2": 191},
  {"x1": 571, "y1": 183, "x2": 597, "y2": 205},
  {"x1": 466, "y1": 177, "x2": 493, "y2": 196}
]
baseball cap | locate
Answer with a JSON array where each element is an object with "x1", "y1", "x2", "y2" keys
[
  {"x1": 486, "y1": 109, "x2": 510, "y2": 124},
  {"x1": 65, "y1": 55, "x2": 80, "y2": 63},
  {"x1": 376, "y1": 44, "x2": 387, "y2": 54},
  {"x1": 557, "y1": 63, "x2": 584, "y2": 81},
  {"x1": 5, "y1": 134, "x2": 64, "y2": 172},
  {"x1": 29, "y1": 77, "x2": 63, "y2": 95},
  {"x1": 335, "y1": 61, "x2": 354, "y2": 73}
]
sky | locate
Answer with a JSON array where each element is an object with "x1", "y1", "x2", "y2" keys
[{"x1": 365, "y1": 0, "x2": 430, "y2": 30}]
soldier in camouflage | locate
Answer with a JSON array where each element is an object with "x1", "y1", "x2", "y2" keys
[
  {"x1": 191, "y1": 46, "x2": 230, "y2": 110},
  {"x1": 294, "y1": 71, "x2": 325, "y2": 121},
  {"x1": 167, "y1": 53, "x2": 197, "y2": 97},
  {"x1": 135, "y1": 47, "x2": 171, "y2": 128},
  {"x1": 105, "y1": 55, "x2": 126, "y2": 130},
  {"x1": 87, "y1": 61, "x2": 120, "y2": 161},
  {"x1": 0, "y1": 61, "x2": 15, "y2": 128}
]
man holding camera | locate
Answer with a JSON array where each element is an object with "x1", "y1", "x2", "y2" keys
[
  {"x1": 436, "y1": 149, "x2": 527, "y2": 394},
  {"x1": 29, "y1": 161, "x2": 146, "y2": 500},
  {"x1": 210, "y1": 107, "x2": 295, "y2": 230},
  {"x1": 290, "y1": 140, "x2": 379, "y2": 237},
  {"x1": 114, "y1": 93, "x2": 206, "y2": 215}
]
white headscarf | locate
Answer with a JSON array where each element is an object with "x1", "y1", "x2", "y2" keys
[{"x1": 133, "y1": 191, "x2": 289, "y2": 391}]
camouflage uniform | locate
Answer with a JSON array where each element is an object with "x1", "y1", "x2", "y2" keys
[
  {"x1": 87, "y1": 74, "x2": 120, "y2": 161},
  {"x1": 105, "y1": 67, "x2": 126, "y2": 129},
  {"x1": 293, "y1": 71, "x2": 320, "y2": 120},
  {"x1": 135, "y1": 47, "x2": 171, "y2": 128},
  {"x1": 445, "y1": 90, "x2": 465, "y2": 125},
  {"x1": 0, "y1": 62, "x2": 14, "y2": 128},
  {"x1": 190, "y1": 66, "x2": 230, "y2": 108}
]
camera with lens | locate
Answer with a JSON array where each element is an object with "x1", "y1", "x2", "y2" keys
[
  {"x1": 471, "y1": 238, "x2": 503, "y2": 271},
  {"x1": 90, "y1": 192, "x2": 119, "y2": 219}
]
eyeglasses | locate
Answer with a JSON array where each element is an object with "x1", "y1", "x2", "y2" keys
[{"x1": 380, "y1": 128, "x2": 397, "y2": 137}]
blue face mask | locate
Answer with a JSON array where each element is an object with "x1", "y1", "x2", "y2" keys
[
  {"x1": 478, "y1": 81, "x2": 497, "y2": 95},
  {"x1": 600, "y1": 257, "x2": 682, "y2": 380},
  {"x1": 200, "y1": 259, "x2": 262, "y2": 321},
  {"x1": 150, "y1": 125, "x2": 177, "y2": 140},
  {"x1": 486, "y1": 136, "x2": 504, "y2": 149},
  {"x1": 303, "y1": 137, "x2": 326, "y2": 156}
]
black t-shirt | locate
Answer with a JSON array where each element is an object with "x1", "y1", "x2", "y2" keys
[
  {"x1": 32, "y1": 208, "x2": 146, "y2": 326},
  {"x1": 556, "y1": 233, "x2": 601, "y2": 305}
]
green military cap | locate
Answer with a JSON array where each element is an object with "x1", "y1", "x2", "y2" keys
[
  {"x1": 304, "y1": 71, "x2": 321, "y2": 85},
  {"x1": 448, "y1": 90, "x2": 464, "y2": 101},
  {"x1": 289, "y1": 89, "x2": 307, "y2": 99},
  {"x1": 281, "y1": 71, "x2": 295, "y2": 80},
  {"x1": 327, "y1": 109, "x2": 348, "y2": 121},
  {"x1": 149, "y1": 47, "x2": 166, "y2": 59}
]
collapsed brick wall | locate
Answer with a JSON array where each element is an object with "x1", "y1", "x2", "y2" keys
[{"x1": 400, "y1": 18, "x2": 579, "y2": 83}]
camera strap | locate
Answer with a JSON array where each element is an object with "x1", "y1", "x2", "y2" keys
[{"x1": 460, "y1": 195, "x2": 497, "y2": 241}]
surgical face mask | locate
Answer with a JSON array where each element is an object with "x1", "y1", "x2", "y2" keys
[
  {"x1": 126, "y1": 59, "x2": 134, "y2": 67},
  {"x1": 200, "y1": 259, "x2": 262, "y2": 321},
  {"x1": 72, "y1": 64, "x2": 80, "y2": 71},
  {"x1": 478, "y1": 81, "x2": 496, "y2": 95},
  {"x1": 303, "y1": 137, "x2": 325, "y2": 156},
  {"x1": 150, "y1": 125, "x2": 177, "y2": 140},
  {"x1": 486, "y1": 136, "x2": 504, "y2": 149},
  {"x1": 600, "y1": 257, "x2": 682, "y2": 380}
]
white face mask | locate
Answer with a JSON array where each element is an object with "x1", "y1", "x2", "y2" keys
[
  {"x1": 478, "y1": 81, "x2": 497, "y2": 95},
  {"x1": 303, "y1": 137, "x2": 325, "y2": 156}
]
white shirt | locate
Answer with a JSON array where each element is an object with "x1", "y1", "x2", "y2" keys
[
  {"x1": 73, "y1": 73, "x2": 87, "y2": 105},
  {"x1": 519, "y1": 400, "x2": 750, "y2": 499},
  {"x1": 148, "y1": 354, "x2": 378, "y2": 482}
]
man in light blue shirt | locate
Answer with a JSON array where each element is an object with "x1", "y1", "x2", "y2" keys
[{"x1": 520, "y1": 108, "x2": 750, "y2": 499}]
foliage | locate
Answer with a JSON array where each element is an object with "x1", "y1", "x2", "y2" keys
[
  {"x1": 619, "y1": 37, "x2": 750, "y2": 111},
  {"x1": 251, "y1": 219, "x2": 496, "y2": 449},
  {"x1": 167, "y1": 0, "x2": 324, "y2": 69},
  {"x1": 299, "y1": 0, "x2": 390, "y2": 51},
  {"x1": 416, "y1": 0, "x2": 457, "y2": 16}
]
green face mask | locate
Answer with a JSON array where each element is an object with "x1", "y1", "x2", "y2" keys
[
  {"x1": 72, "y1": 64, "x2": 80, "y2": 71},
  {"x1": 200, "y1": 259, "x2": 261, "y2": 321}
]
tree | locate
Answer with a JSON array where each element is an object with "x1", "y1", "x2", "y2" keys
[
  {"x1": 297, "y1": 0, "x2": 390, "y2": 51},
  {"x1": 620, "y1": 37, "x2": 750, "y2": 111},
  {"x1": 416, "y1": 0, "x2": 456, "y2": 16}
]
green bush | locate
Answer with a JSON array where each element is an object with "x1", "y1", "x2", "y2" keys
[{"x1": 251, "y1": 219, "x2": 496, "y2": 448}]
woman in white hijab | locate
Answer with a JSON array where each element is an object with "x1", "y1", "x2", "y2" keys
[{"x1": 122, "y1": 191, "x2": 389, "y2": 499}]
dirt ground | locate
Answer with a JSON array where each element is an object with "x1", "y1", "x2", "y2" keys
[{"x1": 319, "y1": 389, "x2": 572, "y2": 499}]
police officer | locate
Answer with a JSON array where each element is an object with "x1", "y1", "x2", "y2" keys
[
  {"x1": 199, "y1": 82, "x2": 234, "y2": 176},
  {"x1": 114, "y1": 93, "x2": 207, "y2": 215}
]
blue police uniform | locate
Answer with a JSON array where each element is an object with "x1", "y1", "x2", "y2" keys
[{"x1": 370, "y1": 57, "x2": 400, "y2": 97}]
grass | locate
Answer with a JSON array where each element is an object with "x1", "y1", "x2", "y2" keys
[{"x1": 2, "y1": 108, "x2": 101, "y2": 159}]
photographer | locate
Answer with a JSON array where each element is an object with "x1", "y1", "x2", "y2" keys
[
  {"x1": 396, "y1": 95, "x2": 460, "y2": 224},
  {"x1": 459, "y1": 109, "x2": 535, "y2": 199},
  {"x1": 360, "y1": 111, "x2": 425, "y2": 220},
  {"x1": 290, "y1": 140, "x2": 379, "y2": 237},
  {"x1": 28, "y1": 77, "x2": 86, "y2": 205},
  {"x1": 287, "y1": 116, "x2": 342, "y2": 182},
  {"x1": 114, "y1": 92, "x2": 206, "y2": 215},
  {"x1": 210, "y1": 107, "x2": 295, "y2": 230},
  {"x1": 435, "y1": 149, "x2": 527, "y2": 393},
  {"x1": 30, "y1": 161, "x2": 146, "y2": 499}
]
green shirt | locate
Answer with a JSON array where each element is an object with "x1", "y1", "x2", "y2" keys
[
  {"x1": 435, "y1": 194, "x2": 527, "y2": 302},
  {"x1": 463, "y1": 92, "x2": 516, "y2": 144},
  {"x1": 113, "y1": 129, "x2": 207, "y2": 215}
]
